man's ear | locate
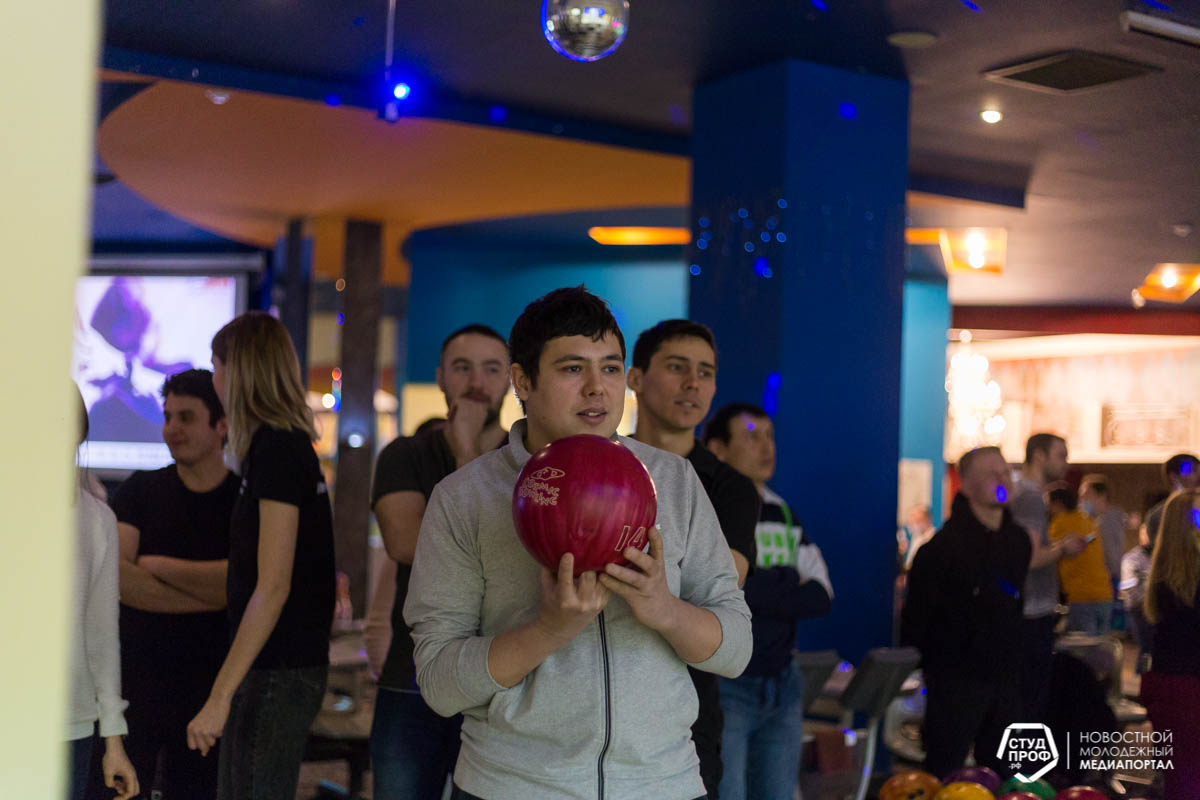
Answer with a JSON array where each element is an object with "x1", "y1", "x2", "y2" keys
[
  {"x1": 707, "y1": 439, "x2": 728, "y2": 462},
  {"x1": 510, "y1": 362, "x2": 532, "y2": 404},
  {"x1": 626, "y1": 366, "x2": 643, "y2": 393},
  {"x1": 435, "y1": 365, "x2": 445, "y2": 394}
]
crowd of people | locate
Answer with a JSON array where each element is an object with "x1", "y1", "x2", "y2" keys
[
  {"x1": 68, "y1": 287, "x2": 836, "y2": 800},
  {"x1": 65, "y1": 284, "x2": 1198, "y2": 800},
  {"x1": 900, "y1": 438, "x2": 1200, "y2": 799}
]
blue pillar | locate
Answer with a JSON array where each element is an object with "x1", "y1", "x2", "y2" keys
[
  {"x1": 689, "y1": 60, "x2": 909, "y2": 665},
  {"x1": 901, "y1": 276, "x2": 950, "y2": 529}
]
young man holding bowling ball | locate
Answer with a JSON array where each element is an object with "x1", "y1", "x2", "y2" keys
[
  {"x1": 628, "y1": 319, "x2": 760, "y2": 799},
  {"x1": 404, "y1": 287, "x2": 752, "y2": 800},
  {"x1": 369, "y1": 324, "x2": 512, "y2": 800}
]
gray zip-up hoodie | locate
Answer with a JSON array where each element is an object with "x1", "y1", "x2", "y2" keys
[{"x1": 405, "y1": 420, "x2": 752, "y2": 800}]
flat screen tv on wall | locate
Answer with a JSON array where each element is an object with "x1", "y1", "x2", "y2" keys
[{"x1": 72, "y1": 270, "x2": 248, "y2": 471}]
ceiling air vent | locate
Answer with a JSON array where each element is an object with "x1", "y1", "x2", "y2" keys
[{"x1": 983, "y1": 50, "x2": 1161, "y2": 94}]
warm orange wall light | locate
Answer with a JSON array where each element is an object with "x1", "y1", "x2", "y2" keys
[
  {"x1": 1136, "y1": 263, "x2": 1200, "y2": 303},
  {"x1": 906, "y1": 227, "x2": 1007, "y2": 275},
  {"x1": 587, "y1": 226, "x2": 692, "y2": 245}
]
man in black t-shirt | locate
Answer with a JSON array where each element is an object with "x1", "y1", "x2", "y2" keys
[
  {"x1": 369, "y1": 324, "x2": 511, "y2": 800},
  {"x1": 627, "y1": 320, "x2": 759, "y2": 799},
  {"x1": 100, "y1": 369, "x2": 238, "y2": 800}
]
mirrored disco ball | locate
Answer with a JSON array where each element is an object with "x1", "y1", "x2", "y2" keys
[{"x1": 542, "y1": 0, "x2": 630, "y2": 62}]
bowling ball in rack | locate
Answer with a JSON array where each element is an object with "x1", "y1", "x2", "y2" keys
[
  {"x1": 878, "y1": 770, "x2": 942, "y2": 800},
  {"x1": 933, "y1": 783, "x2": 995, "y2": 800},
  {"x1": 945, "y1": 767, "x2": 1001, "y2": 793},
  {"x1": 1053, "y1": 788, "x2": 1109, "y2": 800},
  {"x1": 513, "y1": 434, "x2": 657, "y2": 577},
  {"x1": 998, "y1": 778, "x2": 1055, "y2": 799}
]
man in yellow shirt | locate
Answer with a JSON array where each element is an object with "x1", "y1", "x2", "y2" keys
[{"x1": 1047, "y1": 487, "x2": 1113, "y2": 634}]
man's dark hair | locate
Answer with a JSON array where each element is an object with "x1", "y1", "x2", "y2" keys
[
  {"x1": 507, "y1": 286, "x2": 625, "y2": 386},
  {"x1": 162, "y1": 369, "x2": 225, "y2": 427},
  {"x1": 1047, "y1": 487, "x2": 1077, "y2": 512},
  {"x1": 1024, "y1": 432, "x2": 1065, "y2": 466},
  {"x1": 958, "y1": 446, "x2": 1004, "y2": 478},
  {"x1": 631, "y1": 320, "x2": 717, "y2": 373},
  {"x1": 1163, "y1": 452, "x2": 1199, "y2": 485},
  {"x1": 440, "y1": 324, "x2": 508, "y2": 361},
  {"x1": 703, "y1": 402, "x2": 769, "y2": 446}
]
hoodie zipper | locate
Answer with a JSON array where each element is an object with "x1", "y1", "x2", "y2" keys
[{"x1": 597, "y1": 610, "x2": 612, "y2": 800}]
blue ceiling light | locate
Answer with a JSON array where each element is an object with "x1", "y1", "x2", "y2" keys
[
  {"x1": 754, "y1": 257, "x2": 772, "y2": 278},
  {"x1": 324, "y1": 94, "x2": 342, "y2": 107},
  {"x1": 689, "y1": 264, "x2": 701, "y2": 276},
  {"x1": 489, "y1": 105, "x2": 508, "y2": 122},
  {"x1": 961, "y1": 0, "x2": 982, "y2": 11},
  {"x1": 838, "y1": 101, "x2": 858, "y2": 119},
  {"x1": 811, "y1": 0, "x2": 828, "y2": 9},
  {"x1": 392, "y1": 82, "x2": 411, "y2": 100}
]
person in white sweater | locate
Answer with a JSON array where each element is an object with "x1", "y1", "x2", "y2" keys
[{"x1": 68, "y1": 391, "x2": 138, "y2": 800}]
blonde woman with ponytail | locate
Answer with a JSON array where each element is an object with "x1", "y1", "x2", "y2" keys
[
  {"x1": 186, "y1": 312, "x2": 335, "y2": 800},
  {"x1": 1141, "y1": 489, "x2": 1200, "y2": 799}
]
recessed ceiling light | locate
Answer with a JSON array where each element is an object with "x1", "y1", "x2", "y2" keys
[
  {"x1": 980, "y1": 109, "x2": 1003, "y2": 124},
  {"x1": 887, "y1": 31, "x2": 938, "y2": 49},
  {"x1": 205, "y1": 89, "x2": 231, "y2": 105}
]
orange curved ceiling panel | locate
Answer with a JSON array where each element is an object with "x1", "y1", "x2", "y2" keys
[{"x1": 97, "y1": 81, "x2": 691, "y2": 248}]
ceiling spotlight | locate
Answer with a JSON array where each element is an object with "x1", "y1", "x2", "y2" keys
[
  {"x1": 1131, "y1": 288, "x2": 1146, "y2": 309},
  {"x1": 1162, "y1": 266, "x2": 1179, "y2": 289},
  {"x1": 980, "y1": 109, "x2": 1003, "y2": 124},
  {"x1": 887, "y1": 30, "x2": 938, "y2": 49},
  {"x1": 392, "y1": 82, "x2": 411, "y2": 100},
  {"x1": 205, "y1": 89, "x2": 231, "y2": 105},
  {"x1": 1172, "y1": 223, "x2": 1194, "y2": 238}
]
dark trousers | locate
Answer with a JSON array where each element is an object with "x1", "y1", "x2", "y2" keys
[
  {"x1": 922, "y1": 671, "x2": 1020, "y2": 780},
  {"x1": 216, "y1": 665, "x2": 327, "y2": 800},
  {"x1": 369, "y1": 687, "x2": 462, "y2": 800},
  {"x1": 1127, "y1": 606, "x2": 1155, "y2": 673},
  {"x1": 1019, "y1": 614, "x2": 1057, "y2": 722},
  {"x1": 109, "y1": 675, "x2": 218, "y2": 800},
  {"x1": 1142, "y1": 671, "x2": 1200, "y2": 800},
  {"x1": 67, "y1": 736, "x2": 94, "y2": 800}
]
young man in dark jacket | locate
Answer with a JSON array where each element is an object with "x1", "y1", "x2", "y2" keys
[{"x1": 900, "y1": 446, "x2": 1031, "y2": 779}]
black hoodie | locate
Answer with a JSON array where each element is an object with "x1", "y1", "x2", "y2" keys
[{"x1": 900, "y1": 492, "x2": 1032, "y2": 680}]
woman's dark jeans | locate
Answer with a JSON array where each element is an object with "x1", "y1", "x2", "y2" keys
[{"x1": 216, "y1": 665, "x2": 327, "y2": 800}]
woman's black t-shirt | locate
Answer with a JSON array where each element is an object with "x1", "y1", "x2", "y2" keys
[{"x1": 227, "y1": 425, "x2": 335, "y2": 670}]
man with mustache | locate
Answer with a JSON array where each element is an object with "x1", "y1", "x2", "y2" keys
[{"x1": 369, "y1": 324, "x2": 511, "y2": 800}]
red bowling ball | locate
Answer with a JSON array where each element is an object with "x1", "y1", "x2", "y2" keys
[
  {"x1": 999, "y1": 794, "x2": 1042, "y2": 800},
  {"x1": 1053, "y1": 789, "x2": 1109, "y2": 800},
  {"x1": 513, "y1": 434, "x2": 657, "y2": 576}
]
